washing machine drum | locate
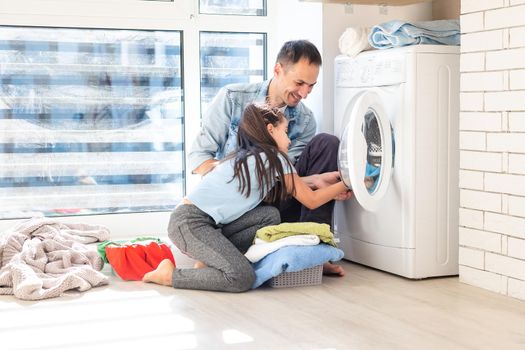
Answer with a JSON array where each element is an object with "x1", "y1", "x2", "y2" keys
[{"x1": 338, "y1": 91, "x2": 394, "y2": 212}]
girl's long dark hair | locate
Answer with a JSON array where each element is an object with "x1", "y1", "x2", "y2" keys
[{"x1": 228, "y1": 103, "x2": 296, "y2": 204}]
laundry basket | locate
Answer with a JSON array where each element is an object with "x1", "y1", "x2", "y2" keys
[{"x1": 269, "y1": 265, "x2": 323, "y2": 288}]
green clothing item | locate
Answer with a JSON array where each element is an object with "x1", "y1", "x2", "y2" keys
[
  {"x1": 96, "y1": 236, "x2": 163, "y2": 263},
  {"x1": 255, "y1": 222, "x2": 336, "y2": 247}
]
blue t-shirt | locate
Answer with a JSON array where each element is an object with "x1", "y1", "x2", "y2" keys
[{"x1": 187, "y1": 153, "x2": 295, "y2": 224}]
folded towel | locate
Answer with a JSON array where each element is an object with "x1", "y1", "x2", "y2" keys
[
  {"x1": 255, "y1": 222, "x2": 336, "y2": 247},
  {"x1": 339, "y1": 26, "x2": 373, "y2": 57},
  {"x1": 369, "y1": 19, "x2": 460, "y2": 49},
  {"x1": 251, "y1": 244, "x2": 344, "y2": 289},
  {"x1": 245, "y1": 235, "x2": 320, "y2": 263}
]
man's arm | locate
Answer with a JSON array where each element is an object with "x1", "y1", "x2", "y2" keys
[
  {"x1": 301, "y1": 171, "x2": 353, "y2": 201},
  {"x1": 188, "y1": 87, "x2": 232, "y2": 174}
]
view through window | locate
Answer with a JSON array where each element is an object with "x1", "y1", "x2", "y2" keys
[
  {"x1": 0, "y1": 0, "x2": 269, "y2": 221},
  {"x1": 0, "y1": 26, "x2": 184, "y2": 219}
]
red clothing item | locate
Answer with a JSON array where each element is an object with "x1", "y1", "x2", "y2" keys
[{"x1": 105, "y1": 241, "x2": 175, "y2": 281}]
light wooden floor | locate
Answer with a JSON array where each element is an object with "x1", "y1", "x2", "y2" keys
[{"x1": 2, "y1": 258, "x2": 525, "y2": 350}]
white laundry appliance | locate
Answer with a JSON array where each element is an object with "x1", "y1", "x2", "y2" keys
[{"x1": 333, "y1": 45, "x2": 459, "y2": 278}]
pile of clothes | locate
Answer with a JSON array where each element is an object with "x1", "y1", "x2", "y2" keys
[
  {"x1": 245, "y1": 222, "x2": 344, "y2": 289},
  {"x1": 97, "y1": 237, "x2": 175, "y2": 281}
]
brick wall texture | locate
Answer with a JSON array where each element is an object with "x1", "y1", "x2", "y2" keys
[{"x1": 460, "y1": 0, "x2": 525, "y2": 301}]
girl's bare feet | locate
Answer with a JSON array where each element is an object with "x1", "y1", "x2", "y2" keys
[
  {"x1": 323, "y1": 262, "x2": 345, "y2": 276},
  {"x1": 193, "y1": 260, "x2": 207, "y2": 269},
  {"x1": 142, "y1": 259, "x2": 175, "y2": 286}
]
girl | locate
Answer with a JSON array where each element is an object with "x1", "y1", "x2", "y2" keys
[{"x1": 143, "y1": 103, "x2": 348, "y2": 292}]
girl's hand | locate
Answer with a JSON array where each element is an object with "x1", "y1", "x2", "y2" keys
[{"x1": 334, "y1": 189, "x2": 353, "y2": 201}]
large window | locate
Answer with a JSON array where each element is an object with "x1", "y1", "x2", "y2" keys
[
  {"x1": 0, "y1": 26, "x2": 184, "y2": 219},
  {"x1": 0, "y1": 0, "x2": 277, "y2": 235}
]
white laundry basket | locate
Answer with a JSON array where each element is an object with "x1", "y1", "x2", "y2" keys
[{"x1": 269, "y1": 265, "x2": 323, "y2": 288}]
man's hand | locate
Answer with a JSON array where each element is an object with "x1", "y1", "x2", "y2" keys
[
  {"x1": 312, "y1": 171, "x2": 341, "y2": 189},
  {"x1": 193, "y1": 159, "x2": 219, "y2": 176},
  {"x1": 305, "y1": 171, "x2": 343, "y2": 189},
  {"x1": 302, "y1": 171, "x2": 353, "y2": 201}
]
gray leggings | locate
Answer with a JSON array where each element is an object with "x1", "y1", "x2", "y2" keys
[{"x1": 167, "y1": 204, "x2": 280, "y2": 292}]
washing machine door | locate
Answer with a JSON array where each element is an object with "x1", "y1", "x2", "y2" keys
[{"x1": 339, "y1": 91, "x2": 393, "y2": 212}]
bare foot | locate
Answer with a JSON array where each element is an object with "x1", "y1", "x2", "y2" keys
[
  {"x1": 323, "y1": 262, "x2": 345, "y2": 277},
  {"x1": 193, "y1": 260, "x2": 207, "y2": 269},
  {"x1": 143, "y1": 259, "x2": 175, "y2": 286}
]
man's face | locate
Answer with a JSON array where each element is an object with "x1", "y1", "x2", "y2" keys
[{"x1": 273, "y1": 58, "x2": 319, "y2": 107}]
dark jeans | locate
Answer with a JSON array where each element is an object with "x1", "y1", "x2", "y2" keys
[{"x1": 280, "y1": 133, "x2": 340, "y2": 226}]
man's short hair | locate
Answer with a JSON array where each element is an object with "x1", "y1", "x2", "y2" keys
[{"x1": 276, "y1": 40, "x2": 322, "y2": 68}]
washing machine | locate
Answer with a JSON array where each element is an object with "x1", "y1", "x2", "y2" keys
[{"x1": 333, "y1": 45, "x2": 459, "y2": 279}]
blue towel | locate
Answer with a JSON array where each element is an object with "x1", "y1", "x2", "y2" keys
[
  {"x1": 251, "y1": 244, "x2": 344, "y2": 289},
  {"x1": 369, "y1": 19, "x2": 460, "y2": 49}
]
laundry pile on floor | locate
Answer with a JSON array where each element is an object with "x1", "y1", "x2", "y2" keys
[
  {"x1": 245, "y1": 222, "x2": 344, "y2": 289},
  {"x1": 339, "y1": 19, "x2": 460, "y2": 57},
  {"x1": 0, "y1": 218, "x2": 344, "y2": 299},
  {"x1": 97, "y1": 237, "x2": 175, "y2": 281},
  {"x1": 0, "y1": 217, "x2": 109, "y2": 300}
]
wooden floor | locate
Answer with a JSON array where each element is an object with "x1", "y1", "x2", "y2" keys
[{"x1": 2, "y1": 258, "x2": 525, "y2": 350}]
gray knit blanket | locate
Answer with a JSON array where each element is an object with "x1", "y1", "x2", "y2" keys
[{"x1": 0, "y1": 217, "x2": 110, "y2": 300}]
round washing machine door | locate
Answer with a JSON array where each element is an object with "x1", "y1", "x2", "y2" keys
[{"x1": 338, "y1": 91, "x2": 394, "y2": 212}]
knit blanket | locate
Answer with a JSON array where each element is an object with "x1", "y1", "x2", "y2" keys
[{"x1": 0, "y1": 218, "x2": 110, "y2": 300}]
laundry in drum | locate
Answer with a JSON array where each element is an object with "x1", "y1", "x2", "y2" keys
[
  {"x1": 363, "y1": 110, "x2": 383, "y2": 166},
  {"x1": 364, "y1": 163, "x2": 380, "y2": 192},
  {"x1": 362, "y1": 110, "x2": 382, "y2": 192}
]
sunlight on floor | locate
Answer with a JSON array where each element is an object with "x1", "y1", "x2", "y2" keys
[
  {"x1": 3, "y1": 260, "x2": 525, "y2": 350},
  {"x1": 221, "y1": 329, "x2": 254, "y2": 344}
]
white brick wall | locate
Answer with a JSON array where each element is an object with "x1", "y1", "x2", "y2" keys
[
  {"x1": 460, "y1": 0, "x2": 525, "y2": 301},
  {"x1": 509, "y1": 112, "x2": 525, "y2": 131},
  {"x1": 460, "y1": 112, "x2": 501, "y2": 131}
]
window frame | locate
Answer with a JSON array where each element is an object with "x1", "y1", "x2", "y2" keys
[{"x1": 0, "y1": 0, "x2": 277, "y2": 236}]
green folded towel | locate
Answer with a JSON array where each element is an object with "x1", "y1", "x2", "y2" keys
[{"x1": 255, "y1": 222, "x2": 336, "y2": 247}]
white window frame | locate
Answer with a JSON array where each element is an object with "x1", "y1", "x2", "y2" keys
[{"x1": 0, "y1": 0, "x2": 277, "y2": 237}]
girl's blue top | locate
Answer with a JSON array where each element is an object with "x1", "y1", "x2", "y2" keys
[{"x1": 187, "y1": 153, "x2": 295, "y2": 224}]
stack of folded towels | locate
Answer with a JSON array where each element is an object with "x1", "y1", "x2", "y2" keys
[{"x1": 245, "y1": 222, "x2": 344, "y2": 289}]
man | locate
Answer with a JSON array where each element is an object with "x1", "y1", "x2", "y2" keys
[{"x1": 189, "y1": 40, "x2": 351, "y2": 276}]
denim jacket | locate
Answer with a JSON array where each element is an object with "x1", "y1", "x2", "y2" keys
[{"x1": 188, "y1": 80, "x2": 317, "y2": 171}]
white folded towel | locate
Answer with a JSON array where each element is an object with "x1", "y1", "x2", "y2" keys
[
  {"x1": 245, "y1": 234, "x2": 320, "y2": 263},
  {"x1": 339, "y1": 26, "x2": 372, "y2": 57}
]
